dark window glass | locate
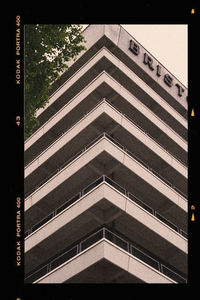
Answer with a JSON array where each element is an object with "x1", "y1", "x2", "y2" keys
[
  {"x1": 155, "y1": 212, "x2": 179, "y2": 232},
  {"x1": 131, "y1": 245, "x2": 159, "y2": 270},
  {"x1": 80, "y1": 230, "x2": 103, "y2": 251},
  {"x1": 161, "y1": 265, "x2": 187, "y2": 283},
  {"x1": 50, "y1": 246, "x2": 78, "y2": 271},
  {"x1": 25, "y1": 265, "x2": 48, "y2": 283},
  {"x1": 105, "y1": 230, "x2": 128, "y2": 251}
]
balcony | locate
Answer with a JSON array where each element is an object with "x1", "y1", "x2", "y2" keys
[
  {"x1": 24, "y1": 100, "x2": 187, "y2": 199},
  {"x1": 24, "y1": 134, "x2": 187, "y2": 233},
  {"x1": 25, "y1": 226, "x2": 187, "y2": 284},
  {"x1": 25, "y1": 175, "x2": 187, "y2": 277},
  {"x1": 33, "y1": 48, "x2": 187, "y2": 141},
  {"x1": 36, "y1": 26, "x2": 187, "y2": 123},
  {"x1": 25, "y1": 175, "x2": 187, "y2": 240},
  {"x1": 25, "y1": 72, "x2": 187, "y2": 167}
]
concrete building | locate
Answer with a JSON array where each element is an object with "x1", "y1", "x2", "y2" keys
[{"x1": 24, "y1": 24, "x2": 188, "y2": 284}]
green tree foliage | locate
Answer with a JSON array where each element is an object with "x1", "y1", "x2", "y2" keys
[{"x1": 24, "y1": 24, "x2": 86, "y2": 140}]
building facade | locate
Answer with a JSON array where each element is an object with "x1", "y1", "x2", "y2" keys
[{"x1": 24, "y1": 24, "x2": 188, "y2": 284}]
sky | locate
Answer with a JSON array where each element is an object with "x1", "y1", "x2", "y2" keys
[{"x1": 81, "y1": 24, "x2": 187, "y2": 87}]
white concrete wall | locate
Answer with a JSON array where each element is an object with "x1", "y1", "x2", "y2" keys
[{"x1": 117, "y1": 25, "x2": 187, "y2": 108}]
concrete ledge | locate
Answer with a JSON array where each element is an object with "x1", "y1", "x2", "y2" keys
[
  {"x1": 25, "y1": 183, "x2": 187, "y2": 254},
  {"x1": 25, "y1": 136, "x2": 187, "y2": 213},
  {"x1": 34, "y1": 47, "x2": 187, "y2": 128},
  {"x1": 25, "y1": 72, "x2": 187, "y2": 155},
  {"x1": 36, "y1": 24, "x2": 187, "y2": 121},
  {"x1": 25, "y1": 100, "x2": 187, "y2": 179},
  {"x1": 35, "y1": 240, "x2": 175, "y2": 283}
]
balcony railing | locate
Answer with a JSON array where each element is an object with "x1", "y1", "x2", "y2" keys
[
  {"x1": 25, "y1": 226, "x2": 187, "y2": 284},
  {"x1": 25, "y1": 131, "x2": 188, "y2": 200},
  {"x1": 25, "y1": 175, "x2": 187, "y2": 239}
]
